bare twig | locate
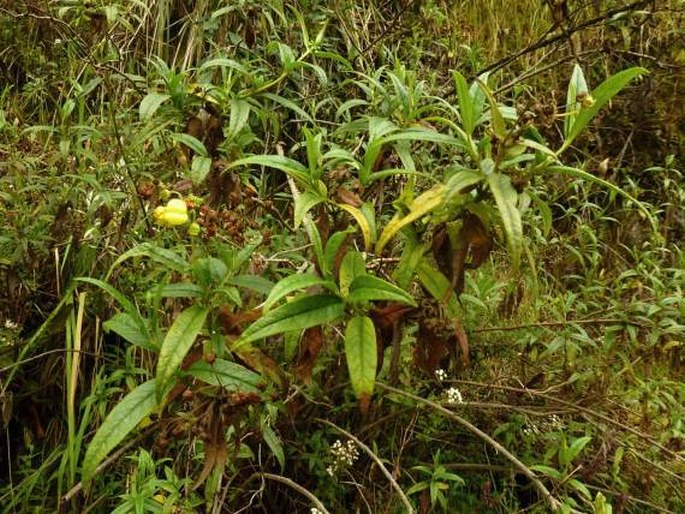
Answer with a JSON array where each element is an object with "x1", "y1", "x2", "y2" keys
[
  {"x1": 246, "y1": 473, "x2": 331, "y2": 514},
  {"x1": 474, "y1": 1, "x2": 651, "y2": 78}
]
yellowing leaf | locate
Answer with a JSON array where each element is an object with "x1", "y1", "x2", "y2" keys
[{"x1": 376, "y1": 185, "x2": 446, "y2": 253}]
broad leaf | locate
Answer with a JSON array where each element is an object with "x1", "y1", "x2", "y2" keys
[
  {"x1": 171, "y1": 133, "x2": 208, "y2": 157},
  {"x1": 228, "y1": 98, "x2": 250, "y2": 139},
  {"x1": 453, "y1": 70, "x2": 476, "y2": 136},
  {"x1": 82, "y1": 379, "x2": 158, "y2": 482},
  {"x1": 226, "y1": 155, "x2": 310, "y2": 185},
  {"x1": 233, "y1": 294, "x2": 345, "y2": 347},
  {"x1": 139, "y1": 93, "x2": 170, "y2": 120},
  {"x1": 263, "y1": 273, "x2": 337, "y2": 312},
  {"x1": 486, "y1": 173, "x2": 522, "y2": 273},
  {"x1": 156, "y1": 305, "x2": 209, "y2": 400},
  {"x1": 347, "y1": 275, "x2": 417, "y2": 307},
  {"x1": 107, "y1": 243, "x2": 189, "y2": 280},
  {"x1": 186, "y1": 359, "x2": 262, "y2": 392},
  {"x1": 344, "y1": 315, "x2": 377, "y2": 411},
  {"x1": 294, "y1": 190, "x2": 326, "y2": 229},
  {"x1": 416, "y1": 259, "x2": 459, "y2": 316},
  {"x1": 190, "y1": 156, "x2": 212, "y2": 184},
  {"x1": 339, "y1": 250, "x2": 366, "y2": 297},
  {"x1": 564, "y1": 64, "x2": 589, "y2": 139},
  {"x1": 103, "y1": 312, "x2": 155, "y2": 351}
]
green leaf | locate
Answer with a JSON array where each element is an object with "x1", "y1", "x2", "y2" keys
[
  {"x1": 347, "y1": 275, "x2": 417, "y2": 306},
  {"x1": 294, "y1": 190, "x2": 326, "y2": 229},
  {"x1": 190, "y1": 156, "x2": 212, "y2": 184},
  {"x1": 559, "y1": 67, "x2": 647, "y2": 153},
  {"x1": 261, "y1": 421, "x2": 285, "y2": 470},
  {"x1": 323, "y1": 227, "x2": 356, "y2": 279},
  {"x1": 263, "y1": 273, "x2": 337, "y2": 312},
  {"x1": 148, "y1": 283, "x2": 203, "y2": 299},
  {"x1": 139, "y1": 93, "x2": 170, "y2": 120},
  {"x1": 486, "y1": 173, "x2": 522, "y2": 273},
  {"x1": 186, "y1": 359, "x2": 262, "y2": 392},
  {"x1": 261, "y1": 92, "x2": 313, "y2": 123},
  {"x1": 103, "y1": 312, "x2": 155, "y2": 351},
  {"x1": 376, "y1": 185, "x2": 446, "y2": 253},
  {"x1": 567, "y1": 436, "x2": 592, "y2": 463},
  {"x1": 228, "y1": 98, "x2": 250, "y2": 139},
  {"x1": 392, "y1": 230, "x2": 426, "y2": 289},
  {"x1": 156, "y1": 305, "x2": 209, "y2": 400},
  {"x1": 477, "y1": 80, "x2": 506, "y2": 139},
  {"x1": 82, "y1": 379, "x2": 158, "y2": 482},
  {"x1": 445, "y1": 170, "x2": 483, "y2": 200},
  {"x1": 564, "y1": 64, "x2": 589, "y2": 139},
  {"x1": 226, "y1": 155, "x2": 310, "y2": 185},
  {"x1": 107, "y1": 243, "x2": 189, "y2": 280},
  {"x1": 344, "y1": 315, "x2": 377, "y2": 404},
  {"x1": 233, "y1": 295, "x2": 345, "y2": 348},
  {"x1": 171, "y1": 133, "x2": 208, "y2": 158},
  {"x1": 416, "y1": 258, "x2": 460, "y2": 316},
  {"x1": 529, "y1": 464, "x2": 563, "y2": 480},
  {"x1": 453, "y1": 70, "x2": 476, "y2": 135},
  {"x1": 228, "y1": 275, "x2": 274, "y2": 295},
  {"x1": 339, "y1": 250, "x2": 366, "y2": 297}
]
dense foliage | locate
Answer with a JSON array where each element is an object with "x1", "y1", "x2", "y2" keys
[{"x1": 1, "y1": 1, "x2": 683, "y2": 513}]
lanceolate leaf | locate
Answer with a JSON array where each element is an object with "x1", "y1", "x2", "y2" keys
[
  {"x1": 139, "y1": 92, "x2": 170, "y2": 120},
  {"x1": 294, "y1": 190, "x2": 326, "y2": 229},
  {"x1": 486, "y1": 173, "x2": 522, "y2": 273},
  {"x1": 416, "y1": 258, "x2": 459, "y2": 316},
  {"x1": 106, "y1": 243, "x2": 189, "y2": 280},
  {"x1": 559, "y1": 67, "x2": 648, "y2": 154},
  {"x1": 186, "y1": 359, "x2": 262, "y2": 392},
  {"x1": 263, "y1": 273, "x2": 337, "y2": 312},
  {"x1": 338, "y1": 203, "x2": 375, "y2": 251},
  {"x1": 226, "y1": 155, "x2": 310, "y2": 185},
  {"x1": 344, "y1": 315, "x2": 377, "y2": 412},
  {"x1": 376, "y1": 185, "x2": 446, "y2": 253},
  {"x1": 564, "y1": 64, "x2": 588, "y2": 140},
  {"x1": 453, "y1": 70, "x2": 476, "y2": 136},
  {"x1": 347, "y1": 275, "x2": 417, "y2": 307},
  {"x1": 156, "y1": 305, "x2": 209, "y2": 400},
  {"x1": 82, "y1": 379, "x2": 158, "y2": 482},
  {"x1": 233, "y1": 294, "x2": 345, "y2": 348}
]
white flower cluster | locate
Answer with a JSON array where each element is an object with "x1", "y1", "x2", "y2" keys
[
  {"x1": 4, "y1": 319, "x2": 18, "y2": 330},
  {"x1": 326, "y1": 439, "x2": 359, "y2": 476},
  {"x1": 310, "y1": 508, "x2": 324, "y2": 514},
  {"x1": 434, "y1": 368, "x2": 448, "y2": 381},
  {"x1": 445, "y1": 387, "x2": 464, "y2": 405}
]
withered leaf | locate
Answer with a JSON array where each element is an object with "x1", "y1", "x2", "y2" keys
[
  {"x1": 336, "y1": 187, "x2": 363, "y2": 207},
  {"x1": 294, "y1": 327, "x2": 324, "y2": 385}
]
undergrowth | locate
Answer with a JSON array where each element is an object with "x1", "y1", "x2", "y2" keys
[{"x1": 0, "y1": 1, "x2": 683, "y2": 513}]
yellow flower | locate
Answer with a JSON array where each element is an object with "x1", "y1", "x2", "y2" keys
[{"x1": 153, "y1": 198, "x2": 188, "y2": 226}]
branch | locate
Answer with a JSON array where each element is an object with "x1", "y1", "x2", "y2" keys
[{"x1": 474, "y1": 1, "x2": 651, "y2": 78}]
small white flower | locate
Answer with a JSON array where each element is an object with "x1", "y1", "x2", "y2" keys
[
  {"x1": 445, "y1": 387, "x2": 464, "y2": 404},
  {"x1": 311, "y1": 508, "x2": 324, "y2": 514},
  {"x1": 4, "y1": 320, "x2": 18, "y2": 330},
  {"x1": 434, "y1": 368, "x2": 448, "y2": 381}
]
